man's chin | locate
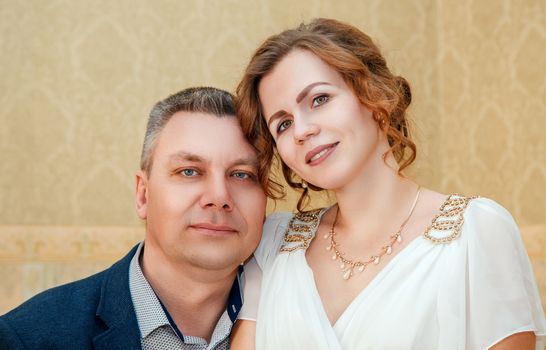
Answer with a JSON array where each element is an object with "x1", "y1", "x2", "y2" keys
[{"x1": 188, "y1": 252, "x2": 243, "y2": 271}]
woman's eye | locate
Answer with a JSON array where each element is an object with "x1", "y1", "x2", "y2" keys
[
  {"x1": 277, "y1": 119, "x2": 293, "y2": 133},
  {"x1": 312, "y1": 95, "x2": 329, "y2": 108},
  {"x1": 180, "y1": 169, "x2": 198, "y2": 177}
]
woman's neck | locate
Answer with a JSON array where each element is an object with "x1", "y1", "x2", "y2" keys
[{"x1": 332, "y1": 152, "x2": 419, "y2": 237}]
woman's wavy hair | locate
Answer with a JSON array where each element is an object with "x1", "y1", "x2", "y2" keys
[{"x1": 236, "y1": 18, "x2": 416, "y2": 211}]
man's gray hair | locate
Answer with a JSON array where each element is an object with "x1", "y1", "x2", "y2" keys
[{"x1": 140, "y1": 87, "x2": 236, "y2": 173}]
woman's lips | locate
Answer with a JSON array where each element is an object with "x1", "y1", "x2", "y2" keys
[{"x1": 305, "y1": 142, "x2": 339, "y2": 166}]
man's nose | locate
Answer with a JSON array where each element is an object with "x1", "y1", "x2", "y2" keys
[{"x1": 199, "y1": 174, "x2": 234, "y2": 211}]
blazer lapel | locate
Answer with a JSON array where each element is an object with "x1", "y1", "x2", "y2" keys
[{"x1": 93, "y1": 245, "x2": 142, "y2": 350}]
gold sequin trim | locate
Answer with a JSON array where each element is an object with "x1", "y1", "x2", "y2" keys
[
  {"x1": 279, "y1": 194, "x2": 476, "y2": 252},
  {"x1": 423, "y1": 194, "x2": 478, "y2": 244},
  {"x1": 280, "y1": 209, "x2": 322, "y2": 253}
]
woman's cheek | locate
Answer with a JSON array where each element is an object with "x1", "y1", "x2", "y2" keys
[{"x1": 277, "y1": 143, "x2": 296, "y2": 168}]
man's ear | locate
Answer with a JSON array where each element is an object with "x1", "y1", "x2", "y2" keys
[{"x1": 135, "y1": 170, "x2": 148, "y2": 220}]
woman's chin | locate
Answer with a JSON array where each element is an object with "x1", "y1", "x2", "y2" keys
[{"x1": 305, "y1": 178, "x2": 347, "y2": 192}]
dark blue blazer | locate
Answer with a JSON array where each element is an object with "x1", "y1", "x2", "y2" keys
[{"x1": 0, "y1": 245, "x2": 142, "y2": 350}]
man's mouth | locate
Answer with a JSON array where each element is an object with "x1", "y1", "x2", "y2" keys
[{"x1": 189, "y1": 223, "x2": 238, "y2": 235}]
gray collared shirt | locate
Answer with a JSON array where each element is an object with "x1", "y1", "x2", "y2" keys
[{"x1": 129, "y1": 242, "x2": 240, "y2": 350}]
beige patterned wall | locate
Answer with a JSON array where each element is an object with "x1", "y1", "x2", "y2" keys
[{"x1": 1, "y1": 0, "x2": 544, "y2": 315}]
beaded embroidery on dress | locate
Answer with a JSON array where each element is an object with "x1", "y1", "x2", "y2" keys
[
  {"x1": 279, "y1": 194, "x2": 479, "y2": 255},
  {"x1": 279, "y1": 209, "x2": 322, "y2": 253},
  {"x1": 424, "y1": 194, "x2": 478, "y2": 244}
]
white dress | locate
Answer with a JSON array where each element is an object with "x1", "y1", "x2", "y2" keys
[{"x1": 240, "y1": 196, "x2": 546, "y2": 349}]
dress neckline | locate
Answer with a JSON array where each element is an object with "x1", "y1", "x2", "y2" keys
[
  {"x1": 278, "y1": 194, "x2": 477, "y2": 328},
  {"x1": 303, "y1": 207, "x2": 425, "y2": 328}
]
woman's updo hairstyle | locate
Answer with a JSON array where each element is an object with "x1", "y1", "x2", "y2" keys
[{"x1": 236, "y1": 18, "x2": 416, "y2": 211}]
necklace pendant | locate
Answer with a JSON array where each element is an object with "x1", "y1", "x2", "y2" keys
[{"x1": 326, "y1": 188, "x2": 420, "y2": 281}]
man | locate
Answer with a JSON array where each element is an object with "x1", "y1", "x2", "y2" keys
[{"x1": 0, "y1": 87, "x2": 267, "y2": 349}]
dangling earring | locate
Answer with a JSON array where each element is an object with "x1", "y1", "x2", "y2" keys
[
  {"x1": 374, "y1": 113, "x2": 387, "y2": 130},
  {"x1": 379, "y1": 117, "x2": 388, "y2": 129},
  {"x1": 301, "y1": 180, "x2": 308, "y2": 189}
]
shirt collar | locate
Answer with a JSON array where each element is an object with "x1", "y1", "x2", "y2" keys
[
  {"x1": 128, "y1": 241, "x2": 244, "y2": 340},
  {"x1": 128, "y1": 242, "x2": 170, "y2": 338},
  {"x1": 227, "y1": 264, "x2": 244, "y2": 322}
]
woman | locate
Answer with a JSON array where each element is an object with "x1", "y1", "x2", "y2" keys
[{"x1": 232, "y1": 18, "x2": 545, "y2": 349}]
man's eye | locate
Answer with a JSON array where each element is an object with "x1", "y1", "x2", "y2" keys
[
  {"x1": 180, "y1": 169, "x2": 198, "y2": 177},
  {"x1": 277, "y1": 119, "x2": 293, "y2": 133},
  {"x1": 311, "y1": 95, "x2": 329, "y2": 108},
  {"x1": 232, "y1": 172, "x2": 253, "y2": 180}
]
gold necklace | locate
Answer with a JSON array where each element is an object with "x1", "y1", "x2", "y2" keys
[{"x1": 324, "y1": 187, "x2": 421, "y2": 280}]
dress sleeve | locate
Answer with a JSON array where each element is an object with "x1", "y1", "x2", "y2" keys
[
  {"x1": 238, "y1": 257, "x2": 261, "y2": 321},
  {"x1": 464, "y1": 198, "x2": 546, "y2": 349},
  {"x1": 238, "y1": 212, "x2": 292, "y2": 321},
  {"x1": 253, "y1": 212, "x2": 293, "y2": 271}
]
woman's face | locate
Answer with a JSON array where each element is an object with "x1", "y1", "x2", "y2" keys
[{"x1": 258, "y1": 49, "x2": 384, "y2": 190}]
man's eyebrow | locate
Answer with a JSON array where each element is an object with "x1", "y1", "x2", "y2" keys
[
  {"x1": 231, "y1": 156, "x2": 259, "y2": 169},
  {"x1": 169, "y1": 151, "x2": 206, "y2": 163},
  {"x1": 168, "y1": 152, "x2": 258, "y2": 169},
  {"x1": 266, "y1": 82, "x2": 331, "y2": 128}
]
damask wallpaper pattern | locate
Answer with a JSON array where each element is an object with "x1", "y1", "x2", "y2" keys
[{"x1": 0, "y1": 0, "x2": 544, "y2": 314}]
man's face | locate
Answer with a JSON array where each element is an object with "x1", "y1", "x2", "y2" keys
[{"x1": 136, "y1": 111, "x2": 266, "y2": 271}]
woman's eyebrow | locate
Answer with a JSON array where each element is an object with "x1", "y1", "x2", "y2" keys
[
  {"x1": 296, "y1": 82, "x2": 330, "y2": 103},
  {"x1": 266, "y1": 82, "x2": 331, "y2": 128},
  {"x1": 267, "y1": 110, "x2": 287, "y2": 128}
]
